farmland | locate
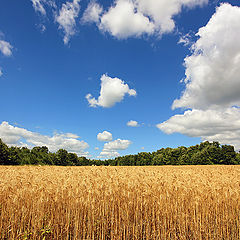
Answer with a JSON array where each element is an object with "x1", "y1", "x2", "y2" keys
[{"x1": 0, "y1": 165, "x2": 240, "y2": 239}]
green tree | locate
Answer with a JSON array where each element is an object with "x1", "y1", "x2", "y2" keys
[
  {"x1": 68, "y1": 153, "x2": 78, "y2": 165},
  {"x1": 18, "y1": 147, "x2": 31, "y2": 165},
  {"x1": 8, "y1": 146, "x2": 21, "y2": 165},
  {"x1": 0, "y1": 138, "x2": 9, "y2": 165},
  {"x1": 55, "y1": 149, "x2": 69, "y2": 166},
  {"x1": 221, "y1": 145, "x2": 236, "y2": 164},
  {"x1": 77, "y1": 156, "x2": 90, "y2": 166}
]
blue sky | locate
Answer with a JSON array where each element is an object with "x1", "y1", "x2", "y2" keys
[{"x1": 1, "y1": 0, "x2": 240, "y2": 159}]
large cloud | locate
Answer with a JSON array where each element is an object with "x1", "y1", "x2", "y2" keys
[
  {"x1": 86, "y1": 74, "x2": 136, "y2": 108},
  {"x1": 99, "y1": 139, "x2": 132, "y2": 158},
  {"x1": 55, "y1": 0, "x2": 81, "y2": 44},
  {"x1": 158, "y1": 108, "x2": 240, "y2": 149},
  {"x1": 84, "y1": 0, "x2": 208, "y2": 39},
  {"x1": 172, "y1": 3, "x2": 240, "y2": 110},
  {"x1": 157, "y1": 3, "x2": 240, "y2": 150},
  {"x1": 97, "y1": 131, "x2": 113, "y2": 142},
  {"x1": 0, "y1": 121, "x2": 89, "y2": 156}
]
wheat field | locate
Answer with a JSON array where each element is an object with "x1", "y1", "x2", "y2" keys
[{"x1": 0, "y1": 165, "x2": 240, "y2": 239}]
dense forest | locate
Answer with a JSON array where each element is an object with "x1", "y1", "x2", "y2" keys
[{"x1": 0, "y1": 138, "x2": 240, "y2": 166}]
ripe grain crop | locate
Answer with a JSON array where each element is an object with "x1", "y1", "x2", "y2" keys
[{"x1": 0, "y1": 165, "x2": 240, "y2": 239}]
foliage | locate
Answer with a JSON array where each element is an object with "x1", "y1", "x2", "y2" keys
[{"x1": 0, "y1": 138, "x2": 239, "y2": 165}]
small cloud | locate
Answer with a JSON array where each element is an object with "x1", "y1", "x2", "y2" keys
[
  {"x1": 97, "y1": 131, "x2": 113, "y2": 142},
  {"x1": 0, "y1": 68, "x2": 3, "y2": 77},
  {"x1": 86, "y1": 74, "x2": 137, "y2": 108},
  {"x1": 127, "y1": 120, "x2": 139, "y2": 127},
  {"x1": 64, "y1": 133, "x2": 80, "y2": 139},
  {"x1": 38, "y1": 23, "x2": 46, "y2": 33},
  {"x1": 31, "y1": 0, "x2": 47, "y2": 15},
  {"x1": 0, "y1": 40, "x2": 13, "y2": 57},
  {"x1": 98, "y1": 150, "x2": 120, "y2": 159},
  {"x1": 98, "y1": 138, "x2": 132, "y2": 159},
  {"x1": 81, "y1": 1, "x2": 103, "y2": 24},
  {"x1": 55, "y1": 0, "x2": 81, "y2": 44},
  {"x1": 178, "y1": 33, "x2": 193, "y2": 47}
]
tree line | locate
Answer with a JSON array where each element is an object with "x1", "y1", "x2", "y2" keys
[{"x1": 0, "y1": 138, "x2": 240, "y2": 166}]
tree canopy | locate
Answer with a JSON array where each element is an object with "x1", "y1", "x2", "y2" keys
[{"x1": 0, "y1": 138, "x2": 239, "y2": 166}]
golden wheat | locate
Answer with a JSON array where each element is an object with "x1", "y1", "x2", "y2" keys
[{"x1": 0, "y1": 165, "x2": 240, "y2": 239}]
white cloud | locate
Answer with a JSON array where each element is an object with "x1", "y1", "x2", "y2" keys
[
  {"x1": 103, "y1": 139, "x2": 131, "y2": 151},
  {"x1": 31, "y1": 0, "x2": 47, "y2": 15},
  {"x1": 172, "y1": 3, "x2": 240, "y2": 110},
  {"x1": 64, "y1": 133, "x2": 80, "y2": 139},
  {"x1": 178, "y1": 33, "x2": 193, "y2": 47},
  {"x1": 81, "y1": 1, "x2": 103, "y2": 24},
  {"x1": 99, "y1": 138, "x2": 132, "y2": 158},
  {"x1": 97, "y1": 131, "x2": 113, "y2": 142},
  {"x1": 157, "y1": 4, "x2": 240, "y2": 150},
  {"x1": 0, "y1": 121, "x2": 89, "y2": 156},
  {"x1": 90, "y1": 0, "x2": 207, "y2": 39},
  {"x1": 158, "y1": 108, "x2": 240, "y2": 149},
  {"x1": 38, "y1": 23, "x2": 46, "y2": 32},
  {"x1": 136, "y1": 0, "x2": 207, "y2": 34},
  {"x1": 99, "y1": 0, "x2": 154, "y2": 39},
  {"x1": 0, "y1": 40, "x2": 13, "y2": 57},
  {"x1": 86, "y1": 74, "x2": 137, "y2": 108},
  {"x1": 31, "y1": 1, "x2": 56, "y2": 32},
  {"x1": 0, "y1": 68, "x2": 3, "y2": 77},
  {"x1": 99, "y1": 150, "x2": 120, "y2": 158},
  {"x1": 127, "y1": 120, "x2": 139, "y2": 127},
  {"x1": 55, "y1": 0, "x2": 81, "y2": 44}
]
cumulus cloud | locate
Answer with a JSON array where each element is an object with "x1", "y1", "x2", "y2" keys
[
  {"x1": 0, "y1": 121, "x2": 89, "y2": 156},
  {"x1": 55, "y1": 0, "x2": 81, "y2": 44},
  {"x1": 31, "y1": 0, "x2": 47, "y2": 15},
  {"x1": 81, "y1": 1, "x2": 103, "y2": 24},
  {"x1": 127, "y1": 120, "x2": 139, "y2": 127},
  {"x1": 97, "y1": 131, "x2": 113, "y2": 142},
  {"x1": 158, "y1": 108, "x2": 240, "y2": 149},
  {"x1": 0, "y1": 40, "x2": 13, "y2": 56},
  {"x1": 138, "y1": 0, "x2": 207, "y2": 32},
  {"x1": 87, "y1": 0, "x2": 208, "y2": 39},
  {"x1": 86, "y1": 74, "x2": 137, "y2": 108},
  {"x1": 157, "y1": 4, "x2": 240, "y2": 150},
  {"x1": 99, "y1": 139, "x2": 132, "y2": 158},
  {"x1": 99, "y1": 0, "x2": 154, "y2": 39},
  {"x1": 173, "y1": 3, "x2": 240, "y2": 110}
]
